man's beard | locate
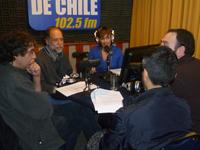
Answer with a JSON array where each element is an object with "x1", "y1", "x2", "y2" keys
[{"x1": 54, "y1": 47, "x2": 63, "y2": 53}]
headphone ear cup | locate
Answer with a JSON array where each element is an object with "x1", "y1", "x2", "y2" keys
[
  {"x1": 111, "y1": 30, "x2": 115, "y2": 42},
  {"x1": 94, "y1": 30, "x2": 99, "y2": 43},
  {"x1": 96, "y1": 37, "x2": 99, "y2": 43},
  {"x1": 111, "y1": 35, "x2": 114, "y2": 42}
]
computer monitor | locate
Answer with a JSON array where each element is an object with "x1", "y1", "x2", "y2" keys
[{"x1": 118, "y1": 44, "x2": 159, "y2": 85}]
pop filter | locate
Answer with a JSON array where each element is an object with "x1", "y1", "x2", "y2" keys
[
  {"x1": 103, "y1": 46, "x2": 110, "y2": 53},
  {"x1": 79, "y1": 59, "x2": 100, "y2": 71},
  {"x1": 72, "y1": 51, "x2": 89, "y2": 59}
]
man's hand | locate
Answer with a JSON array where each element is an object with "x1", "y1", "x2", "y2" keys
[
  {"x1": 26, "y1": 62, "x2": 41, "y2": 77},
  {"x1": 26, "y1": 62, "x2": 42, "y2": 92}
]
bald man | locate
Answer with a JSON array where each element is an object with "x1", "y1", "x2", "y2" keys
[{"x1": 37, "y1": 27, "x2": 73, "y2": 93}]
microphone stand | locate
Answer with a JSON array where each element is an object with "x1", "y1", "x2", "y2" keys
[
  {"x1": 103, "y1": 48, "x2": 112, "y2": 81},
  {"x1": 83, "y1": 67, "x2": 92, "y2": 92},
  {"x1": 80, "y1": 59, "x2": 100, "y2": 92},
  {"x1": 106, "y1": 54, "x2": 110, "y2": 71},
  {"x1": 105, "y1": 46, "x2": 112, "y2": 71}
]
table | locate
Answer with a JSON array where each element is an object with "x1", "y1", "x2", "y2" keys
[{"x1": 51, "y1": 72, "x2": 132, "y2": 129}]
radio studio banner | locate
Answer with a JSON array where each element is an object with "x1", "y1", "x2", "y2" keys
[{"x1": 28, "y1": 0, "x2": 101, "y2": 30}]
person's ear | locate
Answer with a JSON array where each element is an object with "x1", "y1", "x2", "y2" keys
[
  {"x1": 13, "y1": 55, "x2": 17, "y2": 60},
  {"x1": 142, "y1": 68, "x2": 149, "y2": 83},
  {"x1": 45, "y1": 38, "x2": 50, "y2": 46},
  {"x1": 176, "y1": 45, "x2": 185, "y2": 59},
  {"x1": 143, "y1": 68, "x2": 152, "y2": 90},
  {"x1": 12, "y1": 55, "x2": 19, "y2": 64}
]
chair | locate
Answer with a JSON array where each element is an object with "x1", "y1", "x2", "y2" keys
[{"x1": 162, "y1": 132, "x2": 200, "y2": 150}]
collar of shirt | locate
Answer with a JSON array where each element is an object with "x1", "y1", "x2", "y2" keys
[{"x1": 45, "y1": 46, "x2": 63, "y2": 61}]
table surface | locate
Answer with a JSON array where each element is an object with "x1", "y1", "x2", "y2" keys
[{"x1": 51, "y1": 72, "x2": 133, "y2": 129}]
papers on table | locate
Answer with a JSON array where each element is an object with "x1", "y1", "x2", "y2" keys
[
  {"x1": 56, "y1": 81, "x2": 97, "y2": 97},
  {"x1": 110, "y1": 68, "x2": 121, "y2": 76},
  {"x1": 56, "y1": 82, "x2": 123, "y2": 113},
  {"x1": 91, "y1": 88, "x2": 123, "y2": 113}
]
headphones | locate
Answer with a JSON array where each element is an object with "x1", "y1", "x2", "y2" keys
[{"x1": 94, "y1": 27, "x2": 115, "y2": 43}]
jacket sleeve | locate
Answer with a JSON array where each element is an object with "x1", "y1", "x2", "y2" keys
[
  {"x1": 5, "y1": 79, "x2": 53, "y2": 120},
  {"x1": 88, "y1": 46, "x2": 100, "y2": 60},
  {"x1": 88, "y1": 48, "x2": 95, "y2": 59},
  {"x1": 99, "y1": 111, "x2": 127, "y2": 150}
]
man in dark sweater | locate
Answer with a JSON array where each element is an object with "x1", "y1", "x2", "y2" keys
[
  {"x1": 0, "y1": 31, "x2": 100, "y2": 150},
  {"x1": 37, "y1": 27, "x2": 73, "y2": 93},
  {"x1": 99, "y1": 46, "x2": 192, "y2": 150},
  {"x1": 161, "y1": 28, "x2": 200, "y2": 132}
]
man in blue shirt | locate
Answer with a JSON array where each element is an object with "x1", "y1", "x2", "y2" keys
[{"x1": 88, "y1": 26, "x2": 123, "y2": 72}]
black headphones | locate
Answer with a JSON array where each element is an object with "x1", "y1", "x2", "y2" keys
[{"x1": 94, "y1": 27, "x2": 115, "y2": 43}]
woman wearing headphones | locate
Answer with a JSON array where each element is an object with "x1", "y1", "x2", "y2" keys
[{"x1": 88, "y1": 26, "x2": 123, "y2": 73}]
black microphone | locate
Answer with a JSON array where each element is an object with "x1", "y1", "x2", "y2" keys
[
  {"x1": 103, "y1": 46, "x2": 111, "y2": 54},
  {"x1": 103, "y1": 46, "x2": 112, "y2": 70},
  {"x1": 72, "y1": 51, "x2": 89, "y2": 59}
]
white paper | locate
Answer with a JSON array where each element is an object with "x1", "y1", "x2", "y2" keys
[
  {"x1": 56, "y1": 81, "x2": 97, "y2": 97},
  {"x1": 91, "y1": 88, "x2": 123, "y2": 113},
  {"x1": 110, "y1": 68, "x2": 121, "y2": 76}
]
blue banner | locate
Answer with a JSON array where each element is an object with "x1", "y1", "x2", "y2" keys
[{"x1": 28, "y1": 0, "x2": 101, "y2": 30}]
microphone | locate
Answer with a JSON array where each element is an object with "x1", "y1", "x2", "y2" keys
[
  {"x1": 72, "y1": 51, "x2": 89, "y2": 59},
  {"x1": 103, "y1": 46, "x2": 112, "y2": 70},
  {"x1": 103, "y1": 46, "x2": 111, "y2": 54}
]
